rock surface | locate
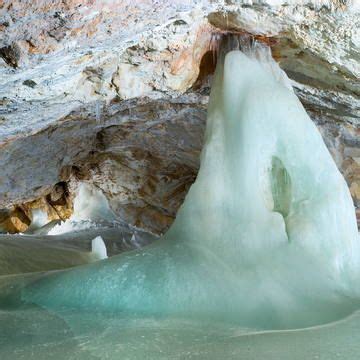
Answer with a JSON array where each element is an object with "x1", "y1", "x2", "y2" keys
[{"x1": 0, "y1": 0, "x2": 359, "y2": 233}]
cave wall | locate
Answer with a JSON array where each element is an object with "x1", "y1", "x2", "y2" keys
[{"x1": 0, "y1": 0, "x2": 359, "y2": 232}]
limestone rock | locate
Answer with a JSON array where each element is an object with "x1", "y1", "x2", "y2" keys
[
  {"x1": 0, "y1": 0, "x2": 359, "y2": 233},
  {"x1": 0, "y1": 207, "x2": 30, "y2": 233}
]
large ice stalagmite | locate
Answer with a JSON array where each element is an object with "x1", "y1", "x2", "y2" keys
[{"x1": 20, "y1": 44, "x2": 360, "y2": 329}]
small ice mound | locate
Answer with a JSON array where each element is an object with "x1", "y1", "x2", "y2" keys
[
  {"x1": 91, "y1": 236, "x2": 108, "y2": 260},
  {"x1": 131, "y1": 233, "x2": 141, "y2": 248}
]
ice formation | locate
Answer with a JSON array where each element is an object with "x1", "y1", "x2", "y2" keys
[
  {"x1": 26, "y1": 208, "x2": 49, "y2": 233},
  {"x1": 48, "y1": 182, "x2": 117, "y2": 235},
  {"x1": 91, "y1": 236, "x2": 108, "y2": 260},
  {"x1": 16, "y1": 44, "x2": 360, "y2": 328},
  {"x1": 1, "y1": 41, "x2": 360, "y2": 358}
]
